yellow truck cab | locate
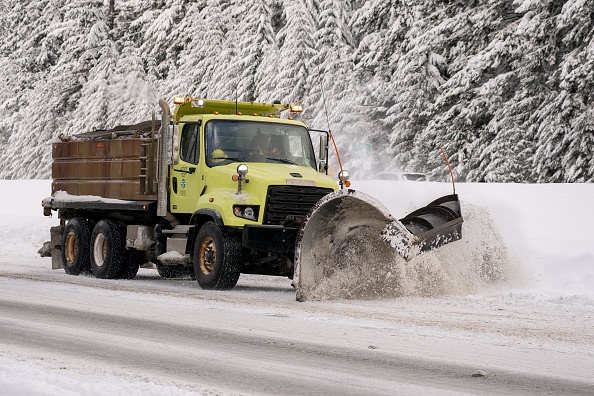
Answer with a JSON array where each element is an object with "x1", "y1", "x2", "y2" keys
[
  {"x1": 43, "y1": 98, "x2": 341, "y2": 290},
  {"x1": 166, "y1": 98, "x2": 338, "y2": 287},
  {"x1": 169, "y1": 98, "x2": 337, "y2": 222}
]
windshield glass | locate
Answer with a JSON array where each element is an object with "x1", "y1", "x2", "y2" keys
[{"x1": 205, "y1": 120, "x2": 317, "y2": 169}]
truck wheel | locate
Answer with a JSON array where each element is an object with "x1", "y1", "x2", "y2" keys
[
  {"x1": 61, "y1": 218, "x2": 92, "y2": 275},
  {"x1": 90, "y1": 220, "x2": 125, "y2": 279},
  {"x1": 119, "y1": 249, "x2": 144, "y2": 279},
  {"x1": 193, "y1": 222, "x2": 242, "y2": 290}
]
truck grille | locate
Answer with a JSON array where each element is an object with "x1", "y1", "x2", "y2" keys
[{"x1": 264, "y1": 185, "x2": 334, "y2": 225}]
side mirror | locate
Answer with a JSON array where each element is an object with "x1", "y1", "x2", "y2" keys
[
  {"x1": 317, "y1": 159, "x2": 327, "y2": 173},
  {"x1": 318, "y1": 135, "x2": 327, "y2": 173}
]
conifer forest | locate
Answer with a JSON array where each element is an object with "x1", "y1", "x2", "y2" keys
[{"x1": 0, "y1": 0, "x2": 592, "y2": 182}]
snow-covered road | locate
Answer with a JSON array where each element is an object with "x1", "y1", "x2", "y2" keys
[
  {"x1": 1, "y1": 272, "x2": 593, "y2": 395},
  {"x1": 0, "y1": 180, "x2": 593, "y2": 395}
]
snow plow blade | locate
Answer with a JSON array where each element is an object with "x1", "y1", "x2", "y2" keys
[{"x1": 294, "y1": 189, "x2": 463, "y2": 301}]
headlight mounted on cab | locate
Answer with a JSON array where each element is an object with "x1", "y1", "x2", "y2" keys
[{"x1": 233, "y1": 205, "x2": 259, "y2": 221}]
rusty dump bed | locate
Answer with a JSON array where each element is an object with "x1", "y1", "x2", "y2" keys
[{"x1": 52, "y1": 121, "x2": 159, "y2": 201}]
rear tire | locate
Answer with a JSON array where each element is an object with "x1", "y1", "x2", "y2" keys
[
  {"x1": 61, "y1": 218, "x2": 92, "y2": 275},
  {"x1": 90, "y1": 220, "x2": 125, "y2": 279},
  {"x1": 119, "y1": 249, "x2": 144, "y2": 279},
  {"x1": 193, "y1": 222, "x2": 242, "y2": 290}
]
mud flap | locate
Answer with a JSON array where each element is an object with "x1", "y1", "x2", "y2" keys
[
  {"x1": 294, "y1": 190, "x2": 463, "y2": 301},
  {"x1": 50, "y1": 225, "x2": 65, "y2": 269}
]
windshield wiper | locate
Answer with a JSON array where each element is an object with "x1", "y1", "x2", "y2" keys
[
  {"x1": 215, "y1": 156, "x2": 248, "y2": 163},
  {"x1": 266, "y1": 157, "x2": 297, "y2": 165}
]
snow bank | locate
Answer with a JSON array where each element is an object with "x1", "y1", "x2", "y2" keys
[
  {"x1": 354, "y1": 180, "x2": 594, "y2": 296},
  {"x1": 0, "y1": 355, "x2": 207, "y2": 396},
  {"x1": 0, "y1": 180, "x2": 53, "y2": 217}
]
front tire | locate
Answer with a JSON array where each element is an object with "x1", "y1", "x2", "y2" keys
[
  {"x1": 90, "y1": 220, "x2": 125, "y2": 279},
  {"x1": 193, "y1": 222, "x2": 242, "y2": 290},
  {"x1": 61, "y1": 218, "x2": 92, "y2": 275}
]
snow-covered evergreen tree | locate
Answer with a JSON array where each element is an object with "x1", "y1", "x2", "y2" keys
[
  {"x1": 206, "y1": 1, "x2": 243, "y2": 101},
  {"x1": 270, "y1": 0, "x2": 317, "y2": 104},
  {"x1": 73, "y1": 2, "x2": 120, "y2": 130},
  {"x1": 410, "y1": 0, "x2": 541, "y2": 181},
  {"x1": 305, "y1": 0, "x2": 367, "y2": 175},
  {"x1": 131, "y1": 0, "x2": 186, "y2": 80},
  {"x1": 233, "y1": 0, "x2": 276, "y2": 101},
  {"x1": 0, "y1": 0, "x2": 593, "y2": 182},
  {"x1": 531, "y1": 0, "x2": 594, "y2": 182},
  {"x1": 165, "y1": 1, "x2": 221, "y2": 98},
  {"x1": 0, "y1": 0, "x2": 101, "y2": 178},
  {"x1": 308, "y1": 0, "x2": 354, "y2": 108}
]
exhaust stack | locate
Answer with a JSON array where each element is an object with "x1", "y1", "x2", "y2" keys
[{"x1": 157, "y1": 99, "x2": 170, "y2": 217}]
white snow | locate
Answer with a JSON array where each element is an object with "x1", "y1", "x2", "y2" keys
[
  {"x1": 157, "y1": 250, "x2": 190, "y2": 265},
  {"x1": 0, "y1": 355, "x2": 204, "y2": 396},
  {"x1": 369, "y1": 180, "x2": 594, "y2": 295},
  {"x1": 0, "y1": 179, "x2": 593, "y2": 394},
  {"x1": 46, "y1": 190, "x2": 138, "y2": 205}
]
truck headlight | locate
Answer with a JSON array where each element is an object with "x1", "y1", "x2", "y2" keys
[
  {"x1": 338, "y1": 170, "x2": 350, "y2": 181},
  {"x1": 243, "y1": 207, "x2": 255, "y2": 220},
  {"x1": 338, "y1": 169, "x2": 351, "y2": 188},
  {"x1": 233, "y1": 205, "x2": 259, "y2": 221},
  {"x1": 237, "y1": 164, "x2": 248, "y2": 177}
]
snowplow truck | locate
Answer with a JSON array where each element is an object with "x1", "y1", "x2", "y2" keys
[{"x1": 42, "y1": 98, "x2": 463, "y2": 299}]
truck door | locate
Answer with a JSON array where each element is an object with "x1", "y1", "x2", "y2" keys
[{"x1": 170, "y1": 122, "x2": 205, "y2": 214}]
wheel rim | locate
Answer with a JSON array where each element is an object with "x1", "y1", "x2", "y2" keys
[
  {"x1": 199, "y1": 237, "x2": 216, "y2": 275},
  {"x1": 93, "y1": 233, "x2": 107, "y2": 268},
  {"x1": 64, "y1": 231, "x2": 77, "y2": 264}
]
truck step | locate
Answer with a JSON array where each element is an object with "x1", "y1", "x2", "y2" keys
[{"x1": 162, "y1": 225, "x2": 192, "y2": 235}]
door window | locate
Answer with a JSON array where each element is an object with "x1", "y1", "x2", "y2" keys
[{"x1": 179, "y1": 124, "x2": 200, "y2": 165}]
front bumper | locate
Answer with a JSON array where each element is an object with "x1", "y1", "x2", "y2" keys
[{"x1": 242, "y1": 225, "x2": 299, "y2": 254}]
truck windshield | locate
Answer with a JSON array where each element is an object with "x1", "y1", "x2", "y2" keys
[{"x1": 205, "y1": 120, "x2": 317, "y2": 169}]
